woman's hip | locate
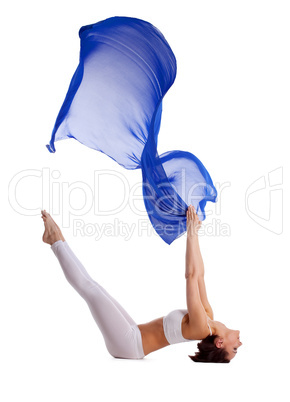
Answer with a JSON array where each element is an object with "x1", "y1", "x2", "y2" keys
[{"x1": 105, "y1": 324, "x2": 145, "y2": 360}]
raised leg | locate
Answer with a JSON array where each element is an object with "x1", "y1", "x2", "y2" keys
[
  {"x1": 41, "y1": 211, "x2": 144, "y2": 359},
  {"x1": 62, "y1": 241, "x2": 136, "y2": 326}
]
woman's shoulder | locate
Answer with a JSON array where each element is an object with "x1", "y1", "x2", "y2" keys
[{"x1": 182, "y1": 313, "x2": 211, "y2": 340}]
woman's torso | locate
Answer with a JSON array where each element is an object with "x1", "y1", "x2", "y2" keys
[
  {"x1": 138, "y1": 317, "x2": 170, "y2": 356},
  {"x1": 138, "y1": 310, "x2": 209, "y2": 356}
]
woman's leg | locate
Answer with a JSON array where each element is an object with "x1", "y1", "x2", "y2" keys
[
  {"x1": 43, "y1": 209, "x2": 136, "y2": 326},
  {"x1": 62, "y1": 241, "x2": 136, "y2": 326},
  {"x1": 42, "y1": 211, "x2": 144, "y2": 359}
]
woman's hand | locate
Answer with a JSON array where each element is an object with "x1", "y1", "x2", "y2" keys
[{"x1": 186, "y1": 205, "x2": 202, "y2": 237}]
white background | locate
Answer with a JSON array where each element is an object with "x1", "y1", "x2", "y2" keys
[{"x1": 1, "y1": 1, "x2": 289, "y2": 401}]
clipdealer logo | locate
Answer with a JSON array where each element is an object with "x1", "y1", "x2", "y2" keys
[
  {"x1": 245, "y1": 167, "x2": 283, "y2": 235},
  {"x1": 8, "y1": 166, "x2": 283, "y2": 239}
]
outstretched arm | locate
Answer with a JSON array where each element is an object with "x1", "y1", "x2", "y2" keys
[{"x1": 186, "y1": 205, "x2": 214, "y2": 320}]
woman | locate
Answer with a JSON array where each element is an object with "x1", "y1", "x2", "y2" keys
[{"x1": 41, "y1": 205, "x2": 242, "y2": 363}]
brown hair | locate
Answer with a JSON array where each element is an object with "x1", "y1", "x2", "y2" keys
[{"x1": 189, "y1": 335, "x2": 230, "y2": 363}]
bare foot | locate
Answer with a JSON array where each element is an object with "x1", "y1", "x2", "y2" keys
[
  {"x1": 44, "y1": 211, "x2": 65, "y2": 241},
  {"x1": 41, "y1": 210, "x2": 65, "y2": 245}
]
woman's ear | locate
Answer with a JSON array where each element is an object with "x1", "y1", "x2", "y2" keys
[{"x1": 215, "y1": 337, "x2": 224, "y2": 349}]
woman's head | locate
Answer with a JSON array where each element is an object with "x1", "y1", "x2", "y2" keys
[
  {"x1": 215, "y1": 329, "x2": 242, "y2": 361},
  {"x1": 189, "y1": 331, "x2": 242, "y2": 363},
  {"x1": 189, "y1": 335, "x2": 230, "y2": 363}
]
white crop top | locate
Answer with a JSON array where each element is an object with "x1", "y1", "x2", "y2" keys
[{"x1": 163, "y1": 309, "x2": 212, "y2": 345}]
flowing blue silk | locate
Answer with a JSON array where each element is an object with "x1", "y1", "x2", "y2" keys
[{"x1": 47, "y1": 16, "x2": 217, "y2": 244}]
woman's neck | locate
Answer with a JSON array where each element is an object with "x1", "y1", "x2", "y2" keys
[{"x1": 208, "y1": 319, "x2": 227, "y2": 337}]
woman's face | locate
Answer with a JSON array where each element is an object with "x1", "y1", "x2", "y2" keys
[{"x1": 222, "y1": 330, "x2": 242, "y2": 360}]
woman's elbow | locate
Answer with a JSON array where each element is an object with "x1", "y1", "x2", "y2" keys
[{"x1": 185, "y1": 272, "x2": 199, "y2": 280}]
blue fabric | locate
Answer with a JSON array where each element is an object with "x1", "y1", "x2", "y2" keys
[{"x1": 47, "y1": 16, "x2": 217, "y2": 244}]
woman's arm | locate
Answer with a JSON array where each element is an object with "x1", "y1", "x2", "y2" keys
[
  {"x1": 185, "y1": 207, "x2": 202, "y2": 278},
  {"x1": 190, "y1": 231, "x2": 214, "y2": 320},
  {"x1": 198, "y1": 275, "x2": 214, "y2": 320},
  {"x1": 186, "y1": 206, "x2": 214, "y2": 324},
  {"x1": 185, "y1": 271, "x2": 209, "y2": 338}
]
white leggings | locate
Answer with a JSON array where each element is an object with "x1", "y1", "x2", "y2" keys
[{"x1": 51, "y1": 240, "x2": 145, "y2": 359}]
